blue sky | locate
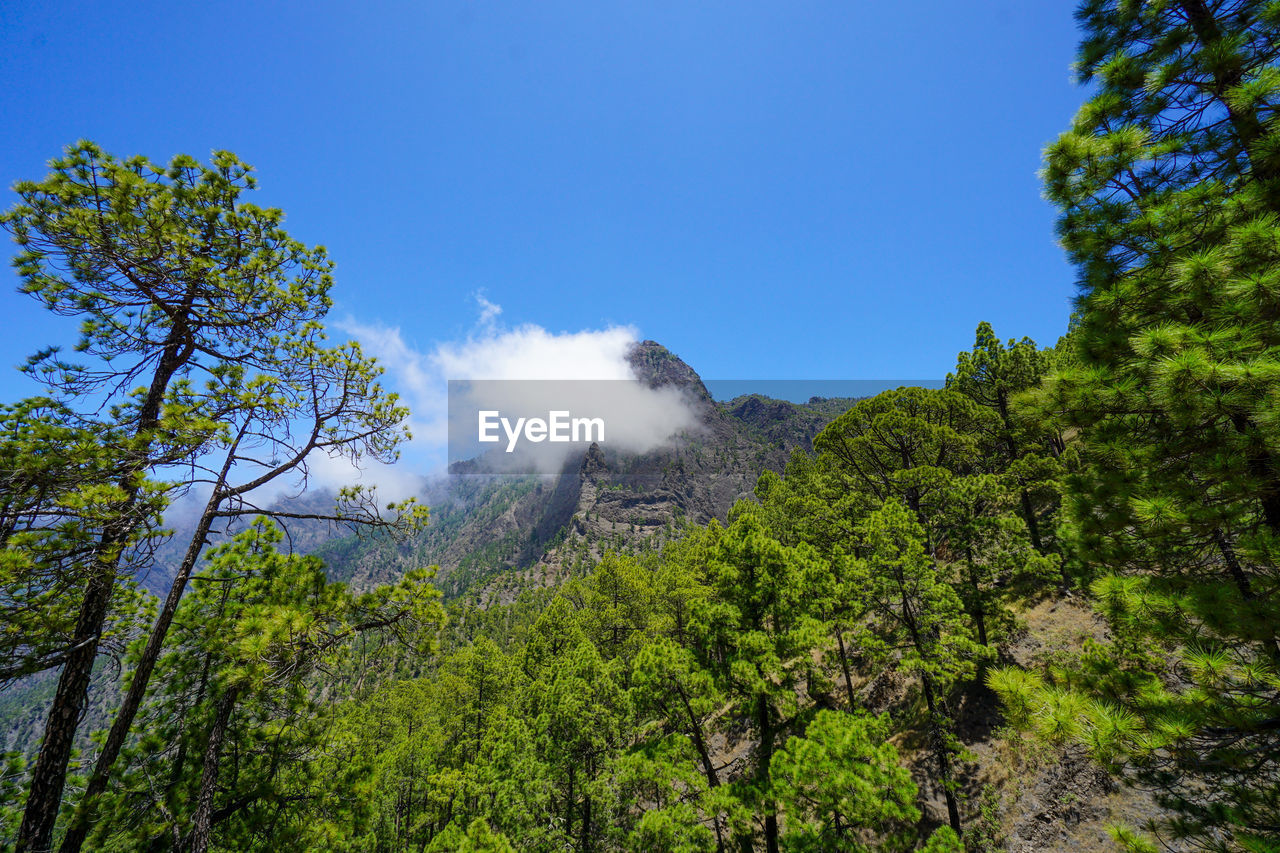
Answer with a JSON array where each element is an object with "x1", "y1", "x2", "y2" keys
[{"x1": 0, "y1": 0, "x2": 1086, "y2": 409}]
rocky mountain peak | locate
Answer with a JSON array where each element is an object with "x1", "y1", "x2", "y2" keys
[
  {"x1": 626, "y1": 340, "x2": 712, "y2": 403},
  {"x1": 581, "y1": 441, "x2": 608, "y2": 480}
]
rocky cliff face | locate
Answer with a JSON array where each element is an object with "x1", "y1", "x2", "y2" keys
[{"x1": 317, "y1": 341, "x2": 861, "y2": 598}]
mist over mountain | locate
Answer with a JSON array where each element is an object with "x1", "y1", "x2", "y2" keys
[{"x1": 311, "y1": 340, "x2": 862, "y2": 598}]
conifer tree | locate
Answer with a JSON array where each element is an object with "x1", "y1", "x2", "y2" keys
[
  {"x1": 854, "y1": 499, "x2": 987, "y2": 836},
  {"x1": 566, "y1": 553, "x2": 656, "y2": 662},
  {"x1": 947, "y1": 323, "x2": 1066, "y2": 558},
  {"x1": 813, "y1": 387, "x2": 997, "y2": 547},
  {"x1": 768, "y1": 709, "x2": 919, "y2": 853},
  {"x1": 524, "y1": 639, "x2": 626, "y2": 852},
  {"x1": 0, "y1": 142, "x2": 422, "y2": 852},
  {"x1": 997, "y1": 2, "x2": 1280, "y2": 848},
  {"x1": 424, "y1": 818, "x2": 516, "y2": 853},
  {"x1": 935, "y1": 474, "x2": 1057, "y2": 649},
  {"x1": 690, "y1": 509, "x2": 825, "y2": 853},
  {"x1": 83, "y1": 519, "x2": 439, "y2": 851},
  {"x1": 811, "y1": 388, "x2": 1044, "y2": 651},
  {"x1": 630, "y1": 638, "x2": 729, "y2": 848},
  {"x1": 0, "y1": 400, "x2": 160, "y2": 685}
]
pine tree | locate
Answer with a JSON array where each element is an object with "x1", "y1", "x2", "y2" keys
[
  {"x1": 853, "y1": 499, "x2": 987, "y2": 836},
  {"x1": 999, "y1": 2, "x2": 1280, "y2": 848},
  {"x1": 768, "y1": 709, "x2": 919, "y2": 853},
  {"x1": 813, "y1": 387, "x2": 998, "y2": 547},
  {"x1": 568, "y1": 553, "x2": 656, "y2": 662},
  {"x1": 809, "y1": 387, "x2": 1044, "y2": 655},
  {"x1": 82, "y1": 519, "x2": 440, "y2": 851},
  {"x1": 425, "y1": 818, "x2": 516, "y2": 853},
  {"x1": 947, "y1": 322, "x2": 1066, "y2": 560},
  {"x1": 0, "y1": 400, "x2": 161, "y2": 685},
  {"x1": 690, "y1": 508, "x2": 826, "y2": 853},
  {"x1": 524, "y1": 639, "x2": 627, "y2": 852},
  {"x1": 934, "y1": 474, "x2": 1058, "y2": 649},
  {"x1": 0, "y1": 142, "x2": 423, "y2": 852},
  {"x1": 630, "y1": 638, "x2": 728, "y2": 848}
]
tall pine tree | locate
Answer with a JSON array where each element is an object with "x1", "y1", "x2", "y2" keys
[{"x1": 999, "y1": 2, "x2": 1280, "y2": 848}]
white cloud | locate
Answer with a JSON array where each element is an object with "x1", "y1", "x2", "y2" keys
[
  {"x1": 431, "y1": 323, "x2": 640, "y2": 381},
  {"x1": 315, "y1": 296, "x2": 700, "y2": 488},
  {"x1": 475, "y1": 291, "x2": 503, "y2": 328}
]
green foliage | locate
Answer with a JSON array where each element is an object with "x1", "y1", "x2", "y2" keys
[
  {"x1": 21, "y1": 50, "x2": 1280, "y2": 846},
  {"x1": 998, "y1": 3, "x2": 1280, "y2": 849},
  {"x1": 425, "y1": 818, "x2": 515, "y2": 852},
  {"x1": 814, "y1": 387, "x2": 998, "y2": 541},
  {"x1": 769, "y1": 709, "x2": 919, "y2": 852},
  {"x1": 948, "y1": 321, "x2": 1070, "y2": 563},
  {"x1": 917, "y1": 827, "x2": 963, "y2": 853},
  {"x1": 82, "y1": 519, "x2": 442, "y2": 851},
  {"x1": 856, "y1": 499, "x2": 987, "y2": 696},
  {"x1": 690, "y1": 507, "x2": 826, "y2": 849},
  {"x1": 0, "y1": 142, "x2": 425, "y2": 852},
  {"x1": 11, "y1": 334, "x2": 1085, "y2": 852},
  {"x1": 0, "y1": 401, "x2": 163, "y2": 685}
]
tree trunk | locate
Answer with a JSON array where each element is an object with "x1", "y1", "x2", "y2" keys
[
  {"x1": 564, "y1": 763, "x2": 575, "y2": 843},
  {"x1": 1019, "y1": 488, "x2": 1044, "y2": 555},
  {"x1": 757, "y1": 695, "x2": 779, "y2": 853},
  {"x1": 15, "y1": 553, "x2": 120, "y2": 853},
  {"x1": 835, "y1": 627, "x2": 856, "y2": 707},
  {"x1": 579, "y1": 794, "x2": 592, "y2": 853},
  {"x1": 1178, "y1": 0, "x2": 1268, "y2": 167},
  {"x1": 188, "y1": 686, "x2": 239, "y2": 853},
  {"x1": 921, "y1": 673, "x2": 962, "y2": 836},
  {"x1": 675, "y1": 684, "x2": 724, "y2": 852},
  {"x1": 1213, "y1": 529, "x2": 1280, "y2": 666},
  {"x1": 966, "y1": 555, "x2": 988, "y2": 649},
  {"x1": 18, "y1": 325, "x2": 192, "y2": 853},
  {"x1": 60, "y1": 492, "x2": 220, "y2": 853}
]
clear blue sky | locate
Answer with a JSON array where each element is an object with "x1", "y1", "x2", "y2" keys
[{"x1": 0, "y1": 0, "x2": 1086, "y2": 402}]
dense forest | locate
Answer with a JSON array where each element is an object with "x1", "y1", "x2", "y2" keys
[{"x1": 2, "y1": 1, "x2": 1280, "y2": 851}]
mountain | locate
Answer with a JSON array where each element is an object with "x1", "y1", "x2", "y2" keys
[{"x1": 312, "y1": 341, "x2": 861, "y2": 599}]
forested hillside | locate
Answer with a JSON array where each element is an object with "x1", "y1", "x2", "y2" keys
[{"x1": 3, "y1": 2, "x2": 1280, "y2": 852}]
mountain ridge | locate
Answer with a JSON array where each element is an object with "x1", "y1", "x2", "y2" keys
[{"x1": 315, "y1": 340, "x2": 862, "y2": 598}]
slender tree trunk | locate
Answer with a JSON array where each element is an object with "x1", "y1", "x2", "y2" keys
[
  {"x1": 835, "y1": 627, "x2": 856, "y2": 707},
  {"x1": 1178, "y1": 0, "x2": 1268, "y2": 162},
  {"x1": 1019, "y1": 488, "x2": 1044, "y2": 554},
  {"x1": 757, "y1": 695, "x2": 779, "y2": 853},
  {"x1": 16, "y1": 547, "x2": 121, "y2": 853},
  {"x1": 966, "y1": 554, "x2": 988, "y2": 648},
  {"x1": 18, "y1": 325, "x2": 192, "y2": 853},
  {"x1": 899, "y1": 575, "x2": 963, "y2": 837},
  {"x1": 921, "y1": 673, "x2": 962, "y2": 836},
  {"x1": 189, "y1": 687, "x2": 239, "y2": 853},
  {"x1": 675, "y1": 685, "x2": 724, "y2": 852},
  {"x1": 999, "y1": 390, "x2": 1055, "y2": 564},
  {"x1": 59, "y1": 491, "x2": 221, "y2": 853},
  {"x1": 169, "y1": 643, "x2": 217, "y2": 794},
  {"x1": 1213, "y1": 528, "x2": 1280, "y2": 666},
  {"x1": 579, "y1": 794, "x2": 592, "y2": 853},
  {"x1": 677, "y1": 687, "x2": 719, "y2": 790},
  {"x1": 565, "y1": 763, "x2": 575, "y2": 843}
]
